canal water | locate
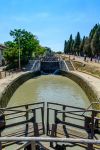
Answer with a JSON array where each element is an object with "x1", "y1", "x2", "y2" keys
[{"x1": 7, "y1": 75, "x2": 90, "y2": 108}]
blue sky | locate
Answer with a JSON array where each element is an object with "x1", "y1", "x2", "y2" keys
[{"x1": 0, "y1": 0, "x2": 100, "y2": 51}]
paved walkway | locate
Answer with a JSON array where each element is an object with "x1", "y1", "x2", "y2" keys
[{"x1": 73, "y1": 71, "x2": 100, "y2": 100}]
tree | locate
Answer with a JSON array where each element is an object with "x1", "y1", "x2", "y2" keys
[
  {"x1": 4, "y1": 29, "x2": 46, "y2": 68},
  {"x1": 4, "y1": 41, "x2": 20, "y2": 63},
  {"x1": 63, "y1": 23, "x2": 100, "y2": 58},
  {"x1": 64, "y1": 40, "x2": 68, "y2": 54},
  {"x1": 68, "y1": 34, "x2": 73, "y2": 54},
  {"x1": 10, "y1": 29, "x2": 39, "y2": 61},
  {"x1": 79, "y1": 36, "x2": 85, "y2": 56},
  {"x1": 83, "y1": 37, "x2": 93, "y2": 60},
  {"x1": 74, "y1": 32, "x2": 81, "y2": 55},
  {"x1": 91, "y1": 25, "x2": 100, "y2": 57},
  {"x1": 89, "y1": 24, "x2": 98, "y2": 40}
]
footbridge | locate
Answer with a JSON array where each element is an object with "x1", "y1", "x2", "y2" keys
[
  {"x1": 0, "y1": 102, "x2": 100, "y2": 150},
  {"x1": 30, "y1": 56, "x2": 75, "y2": 73}
]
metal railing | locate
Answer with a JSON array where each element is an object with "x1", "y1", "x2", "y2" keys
[
  {"x1": 47, "y1": 102, "x2": 100, "y2": 149},
  {"x1": 0, "y1": 102, "x2": 100, "y2": 149},
  {"x1": 0, "y1": 102, "x2": 45, "y2": 149}
]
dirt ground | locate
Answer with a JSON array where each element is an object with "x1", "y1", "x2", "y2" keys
[{"x1": 61, "y1": 54, "x2": 100, "y2": 78}]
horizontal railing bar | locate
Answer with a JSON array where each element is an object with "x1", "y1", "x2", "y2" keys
[
  {"x1": 65, "y1": 112, "x2": 85, "y2": 117},
  {"x1": 3, "y1": 107, "x2": 43, "y2": 116},
  {"x1": 47, "y1": 102, "x2": 86, "y2": 110},
  {"x1": 4, "y1": 112, "x2": 25, "y2": 116},
  {"x1": 47, "y1": 108, "x2": 61, "y2": 111},
  {"x1": 58, "y1": 110, "x2": 93, "y2": 113},
  {"x1": 1, "y1": 102, "x2": 44, "y2": 110},
  {"x1": 57, "y1": 119, "x2": 85, "y2": 129},
  {"x1": 2, "y1": 109, "x2": 31, "y2": 113},
  {"x1": 0, "y1": 137, "x2": 100, "y2": 144},
  {"x1": 5, "y1": 118, "x2": 33, "y2": 128},
  {"x1": 65, "y1": 115, "x2": 84, "y2": 121},
  {"x1": 6, "y1": 114, "x2": 25, "y2": 120}
]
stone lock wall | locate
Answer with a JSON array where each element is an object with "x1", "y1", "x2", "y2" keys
[
  {"x1": 60, "y1": 70, "x2": 100, "y2": 110},
  {"x1": 0, "y1": 71, "x2": 41, "y2": 108}
]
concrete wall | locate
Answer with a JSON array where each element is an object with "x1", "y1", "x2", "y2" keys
[
  {"x1": 0, "y1": 71, "x2": 41, "y2": 108},
  {"x1": 59, "y1": 70, "x2": 99, "y2": 109},
  {"x1": 41, "y1": 61, "x2": 60, "y2": 73}
]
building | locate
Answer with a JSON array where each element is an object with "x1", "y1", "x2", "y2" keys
[{"x1": 0, "y1": 44, "x2": 6, "y2": 66}]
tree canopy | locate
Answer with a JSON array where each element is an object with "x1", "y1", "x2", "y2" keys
[
  {"x1": 4, "y1": 29, "x2": 46, "y2": 68},
  {"x1": 64, "y1": 23, "x2": 100, "y2": 59}
]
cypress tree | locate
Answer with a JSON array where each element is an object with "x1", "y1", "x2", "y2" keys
[
  {"x1": 68, "y1": 34, "x2": 73, "y2": 54},
  {"x1": 79, "y1": 36, "x2": 85, "y2": 56},
  {"x1": 91, "y1": 25, "x2": 100, "y2": 57},
  {"x1": 84, "y1": 37, "x2": 92, "y2": 59},
  {"x1": 89, "y1": 24, "x2": 98, "y2": 40},
  {"x1": 64, "y1": 40, "x2": 67, "y2": 54},
  {"x1": 74, "y1": 32, "x2": 81, "y2": 55}
]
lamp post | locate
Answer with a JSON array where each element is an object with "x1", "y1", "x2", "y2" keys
[{"x1": 18, "y1": 37, "x2": 21, "y2": 70}]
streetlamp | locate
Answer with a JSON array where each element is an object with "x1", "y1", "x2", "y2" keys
[{"x1": 18, "y1": 37, "x2": 21, "y2": 70}]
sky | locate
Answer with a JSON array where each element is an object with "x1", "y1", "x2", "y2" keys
[{"x1": 0, "y1": 0, "x2": 100, "y2": 51}]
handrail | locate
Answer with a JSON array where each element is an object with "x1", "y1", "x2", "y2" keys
[
  {"x1": 0, "y1": 137, "x2": 100, "y2": 144},
  {"x1": 47, "y1": 102, "x2": 85, "y2": 110},
  {"x1": 2, "y1": 102, "x2": 44, "y2": 109}
]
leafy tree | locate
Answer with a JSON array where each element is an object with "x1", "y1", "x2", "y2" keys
[
  {"x1": 10, "y1": 29, "x2": 39, "y2": 61},
  {"x1": 4, "y1": 41, "x2": 21, "y2": 64},
  {"x1": 34, "y1": 46, "x2": 46, "y2": 57},
  {"x1": 4, "y1": 29, "x2": 46, "y2": 68}
]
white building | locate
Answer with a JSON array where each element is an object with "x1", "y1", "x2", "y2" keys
[{"x1": 0, "y1": 44, "x2": 6, "y2": 66}]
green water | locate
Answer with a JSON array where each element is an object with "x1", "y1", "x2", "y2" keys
[{"x1": 8, "y1": 75, "x2": 90, "y2": 108}]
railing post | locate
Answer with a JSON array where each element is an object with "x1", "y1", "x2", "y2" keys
[
  {"x1": 62, "y1": 105, "x2": 69, "y2": 137},
  {"x1": 91, "y1": 111, "x2": 95, "y2": 139},
  {"x1": 47, "y1": 107, "x2": 49, "y2": 136},
  {"x1": 30, "y1": 141, "x2": 36, "y2": 150},
  {"x1": 25, "y1": 105, "x2": 29, "y2": 137},
  {"x1": 0, "y1": 132, "x2": 2, "y2": 150},
  {"x1": 41, "y1": 107, "x2": 45, "y2": 134},
  {"x1": 54, "y1": 110, "x2": 58, "y2": 137},
  {"x1": 62, "y1": 105, "x2": 66, "y2": 122},
  {"x1": 32, "y1": 109, "x2": 39, "y2": 137},
  {"x1": 88, "y1": 110, "x2": 95, "y2": 150}
]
